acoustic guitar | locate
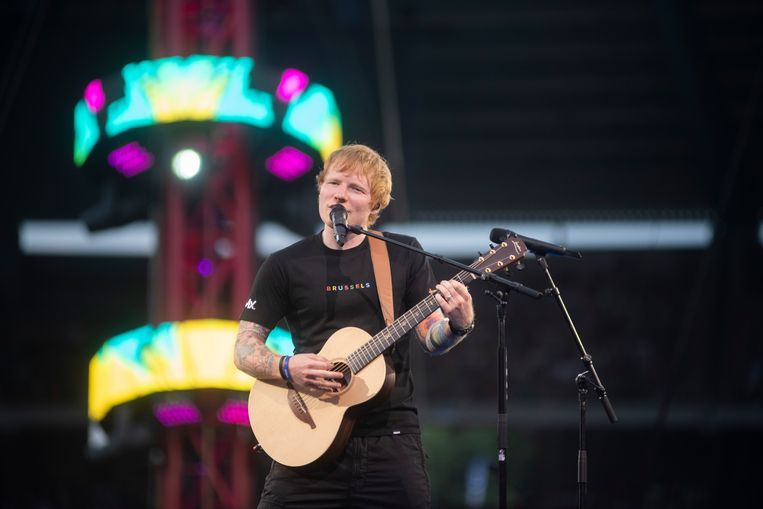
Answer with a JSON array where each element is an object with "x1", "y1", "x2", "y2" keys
[{"x1": 248, "y1": 238, "x2": 528, "y2": 468}]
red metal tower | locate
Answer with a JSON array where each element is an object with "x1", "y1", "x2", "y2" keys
[{"x1": 150, "y1": 1, "x2": 257, "y2": 508}]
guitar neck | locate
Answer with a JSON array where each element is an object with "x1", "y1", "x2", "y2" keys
[{"x1": 347, "y1": 269, "x2": 475, "y2": 373}]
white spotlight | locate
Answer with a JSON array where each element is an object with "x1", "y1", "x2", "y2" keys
[{"x1": 172, "y1": 149, "x2": 202, "y2": 180}]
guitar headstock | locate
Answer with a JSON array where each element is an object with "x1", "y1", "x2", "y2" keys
[{"x1": 473, "y1": 235, "x2": 528, "y2": 274}]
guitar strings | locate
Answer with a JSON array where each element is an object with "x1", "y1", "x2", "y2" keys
[
  {"x1": 296, "y1": 363, "x2": 353, "y2": 411},
  {"x1": 347, "y1": 258, "x2": 482, "y2": 370}
]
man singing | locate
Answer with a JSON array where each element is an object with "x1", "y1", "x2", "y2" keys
[{"x1": 234, "y1": 144, "x2": 475, "y2": 508}]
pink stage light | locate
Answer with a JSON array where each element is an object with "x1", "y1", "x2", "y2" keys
[
  {"x1": 84, "y1": 79, "x2": 106, "y2": 113},
  {"x1": 265, "y1": 146, "x2": 313, "y2": 181},
  {"x1": 108, "y1": 142, "x2": 154, "y2": 177},
  {"x1": 276, "y1": 68, "x2": 309, "y2": 103},
  {"x1": 153, "y1": 401, "x2": 201, "y2": 427},
  {"x1": 217, "y1": 399, "x2": 249, "y2": 426}
]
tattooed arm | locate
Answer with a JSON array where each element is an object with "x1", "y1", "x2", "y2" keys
[
  {"x1": 415, "y1": 309, "x2": 448, "y2": 353},
  {"x1": 415, "y1": 279, "x2": 475, "y2": 356},
  {"x1": 415, "y1": 311, "x2": 467, "y2": 356},
  {"x1": 234, "y1": 320, "x2": 344, "y2": 390},
  {"x1": 234, "y1": 320, "x2": 279, "y2": 379}
]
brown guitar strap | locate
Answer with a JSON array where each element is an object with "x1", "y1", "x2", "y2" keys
[{"x1": 368, "y1": 231, "x2": 395, "y2": 326}]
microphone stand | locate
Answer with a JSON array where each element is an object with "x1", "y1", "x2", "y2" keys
[
  {"x1": 346, "y1": 225, "x2": 543, "y2": 299},
  {"x1": 348, "y1": 225, "x2": 542, "y2": 509},
  {"x1": 485, "y1": 289, "x2": 510, "y2": 509},
  {"x1": 535, "y1": 255, "x2": 617, "y2": 509}
]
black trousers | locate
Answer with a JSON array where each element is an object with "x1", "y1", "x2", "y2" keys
[{"x1": 257, "y1": 433, "x2": 431, "y2": 509}]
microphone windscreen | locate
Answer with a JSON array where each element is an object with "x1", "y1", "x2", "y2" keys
[
  {"x1": 490, "y1": 228, "x2": 513, "y2": 244},
  {"x1": 330, "y1": 204, "x2": 347, "y2": 225}
]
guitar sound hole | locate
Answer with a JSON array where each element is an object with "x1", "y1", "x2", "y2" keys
[{"x1": 329, "y1": 360, "x2": 352, "y2": 393}]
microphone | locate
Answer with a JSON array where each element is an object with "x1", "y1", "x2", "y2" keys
[
  {"x1": 490, "y1": 228, "x2": 582, "y2": 259},
  {"x1": 329, "y1": 204, "x2": 348, "y2": 246}
]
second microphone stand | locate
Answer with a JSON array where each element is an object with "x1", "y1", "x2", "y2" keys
[{"x1": 535, "y1": 255, "x2": 618, "y2": 509}]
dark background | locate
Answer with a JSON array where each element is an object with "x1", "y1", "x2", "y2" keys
[{"x1": 1, "y1": 0, "x2": 762, "y2": 508}]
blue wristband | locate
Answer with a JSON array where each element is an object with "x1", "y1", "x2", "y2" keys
[{"x1": 283, "y1": 355, "x2": 292, "y2": 382}]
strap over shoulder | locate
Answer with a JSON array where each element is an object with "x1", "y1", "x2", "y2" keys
[{"x1": 367, "y1": 231, "x2": 394, "y2": 326}]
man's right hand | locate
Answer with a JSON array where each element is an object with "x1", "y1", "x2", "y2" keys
[{"x1": 287, "y1": 353, "x2": 344, "y2": 392}]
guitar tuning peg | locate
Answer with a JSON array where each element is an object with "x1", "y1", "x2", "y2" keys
[{"x1": 515, "y1": 261, "x2": 525, "y2": 271}]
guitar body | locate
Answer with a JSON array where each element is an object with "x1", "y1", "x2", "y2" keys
[{"x1": 248, "y1": 326, "x2": 394, "y2": 468}]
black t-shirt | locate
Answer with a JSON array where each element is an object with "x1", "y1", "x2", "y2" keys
[{"x1": 240, "y1": 231, "x2": 436, "y2": 436}]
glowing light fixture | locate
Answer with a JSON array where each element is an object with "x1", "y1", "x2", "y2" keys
[
  {"x1": 172, "y1": 148, "x2": 202, "y2": 179},
  {"x1": 84, "y1": 79, "x2": 106, "y2": 113},
  {"x1": 106, "y1": 55, "x2": 275, "y2": 137},
  {"x1": 217, "y1": 399, "x2": 249, "y2": 426},
  {"x1": 88, "y1": 319, "x2": 293, "y2": 421},
  {"x1": 265, "y1": 146, "x2": 313, "y2": 181},
  {"x1": 282, "y1": 84, "x2": 342, "y2": 160},
  {"x1": 107, "y1": 142, "x2": 154, "y2": 177},
  {"x1": 263, "y1": 326, "x2": 295, "y2": 356},
  {"x1": 154, "y1": 401, "x2": 201, "y2": 427},
  {"x1": 74, "y1": 100, "x2": 100, "y2": 166},
  {"x1": 74, "y1": 56, "x2": 343, "y2": 169},
  {"x1": 276, "y1": 68, "x2": 309, "y2": 103}
]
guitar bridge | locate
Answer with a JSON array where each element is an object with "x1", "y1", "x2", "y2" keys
[{"x1": 287, "y1": 386, "x2": 316, "y2": 429}]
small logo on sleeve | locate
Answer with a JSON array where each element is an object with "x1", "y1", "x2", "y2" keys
[{"x1": 244, "y1": 299, "x2": 257, "y2": 310}]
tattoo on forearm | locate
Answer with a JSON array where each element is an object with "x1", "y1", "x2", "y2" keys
[
  {"x1": 235, "y1": 321, "x2": 276, "y2": 379},
  {"x1": 416, "y1": 312, "x2": 443, "y2": 344},
  {"x1": 425, "y1": 318, "x2": 466, "y2": 355}
]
